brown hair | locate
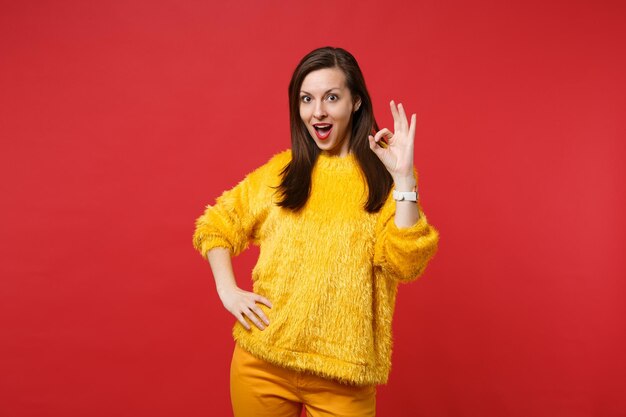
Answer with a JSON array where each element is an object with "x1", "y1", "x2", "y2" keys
[{"x1": 275, "y1": 46, "x2": 393, "y2": 213}]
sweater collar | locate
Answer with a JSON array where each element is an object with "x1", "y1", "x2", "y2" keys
[{"x1": 315, "y1": 151, "x2": 358, "y2": 171}]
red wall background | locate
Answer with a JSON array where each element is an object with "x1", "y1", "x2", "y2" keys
[{"x1": 1, "y1": 1, "x2": 624, "y2": 416}]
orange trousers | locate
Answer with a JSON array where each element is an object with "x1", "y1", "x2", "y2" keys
[{"x1": 230, "y1": 343, "x2": 377, "y2": 417}]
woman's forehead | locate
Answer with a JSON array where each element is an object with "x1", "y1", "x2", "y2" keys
[{"x1": 300, "y1": 68, "x2": 347, "y2": 93}]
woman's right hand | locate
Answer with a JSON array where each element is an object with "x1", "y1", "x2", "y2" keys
[{"x1": 218, "y1": 287, "x2": 273, "y2": 331}]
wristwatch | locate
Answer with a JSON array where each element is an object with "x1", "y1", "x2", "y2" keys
[{"x1": 393, "y1": 187, "x2": 419, "y2": 202}]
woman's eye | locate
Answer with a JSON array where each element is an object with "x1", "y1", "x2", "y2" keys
[
  {"x1": 327, "y1": 95, "x2": 338, "y2": 101},
  {"x1": 301, "y1": 96, "x2": 311, "y2": 103}
]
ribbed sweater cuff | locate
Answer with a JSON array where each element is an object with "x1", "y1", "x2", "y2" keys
[
  {"x1": 200, "y1": 237, "x2": 234, "y2": 260},
  {"x1": 387, "y1": 209, "x2": 430, "y2": 238}
]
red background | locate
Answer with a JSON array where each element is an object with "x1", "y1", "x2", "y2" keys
[{"x1": 1, "y1": 1, "x2": 625, "y2": 416}]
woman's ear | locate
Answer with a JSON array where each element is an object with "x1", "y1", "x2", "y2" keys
[{"x1": 354, "y1": 98, "x2": 362, "y2": 112}]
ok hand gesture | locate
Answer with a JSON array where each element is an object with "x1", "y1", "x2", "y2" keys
[{"x1": 368, "y1": 100, "x2": 416, "y2": 181}]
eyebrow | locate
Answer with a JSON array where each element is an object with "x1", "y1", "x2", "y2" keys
[{"x1": 300, "y1": 88, "x2": 341, "y2": 95}]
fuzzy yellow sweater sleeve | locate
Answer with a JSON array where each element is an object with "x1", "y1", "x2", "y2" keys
[
  {"x1": 192, "y1": 152, "x2": 285, "y2": 259},
  {"x1": 373, "y1": 180, "x2": 440, "y2": 283},
  {"x1": 192, "y1": 149, "x2": 439, "y2": 386}
]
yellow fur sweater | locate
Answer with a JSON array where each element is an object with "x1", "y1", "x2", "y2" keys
[{"x1": 192, "y1": 149, "x2": 439, "y2": 386}]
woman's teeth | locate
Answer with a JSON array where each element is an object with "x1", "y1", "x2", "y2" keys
[{"x1": 314, "y1": 125, "x2": 333, "y2": 140}]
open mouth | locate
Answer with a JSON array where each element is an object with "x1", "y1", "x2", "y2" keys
[{"x1": 313, "y1": 124, "x2": 333, "y2": 140}]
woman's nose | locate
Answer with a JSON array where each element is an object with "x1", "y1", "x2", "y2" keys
[{"x1": 313, "y1": 102, "x2": 327, "y2": 119}]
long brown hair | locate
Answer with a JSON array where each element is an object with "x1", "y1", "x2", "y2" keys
[{"x1": 275, "y1": 46, "x2": 393, "y2": 213}]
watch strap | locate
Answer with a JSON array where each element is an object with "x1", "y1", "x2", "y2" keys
[{"x1": 393, "y1": 187, "x2": 419, "y2": 202}]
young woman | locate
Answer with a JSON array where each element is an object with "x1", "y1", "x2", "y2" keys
[{"x1": 192, "y1": 46, "x2": 439, "y2": 417}]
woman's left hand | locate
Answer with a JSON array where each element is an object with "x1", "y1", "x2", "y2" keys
[{"x1": 368, "y1": 100, "x2": 416, "y2": 181}]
